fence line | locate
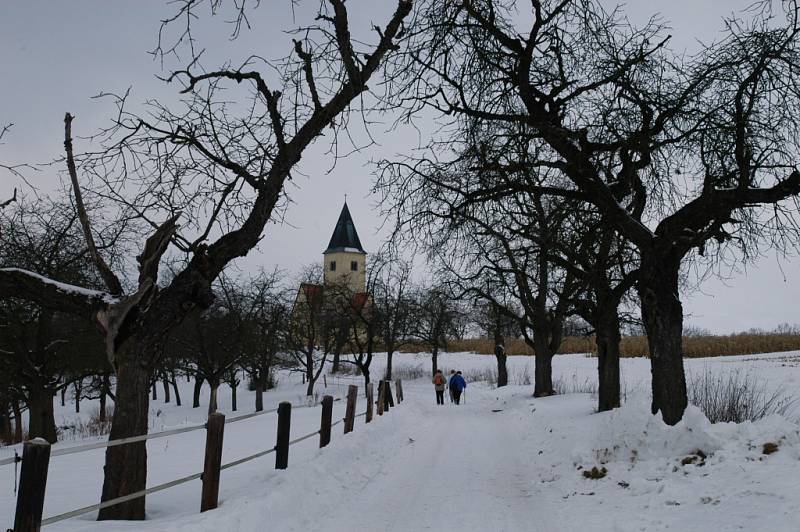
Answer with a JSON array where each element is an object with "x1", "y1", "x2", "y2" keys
[
  {"x1": 40, "y1": 471, "x2": 204, "y2": 526},
  {"x1": 0, "y1": 401, "x2": 325, "y2": 467},
  {"x1": 9, "y1": 380, "x2": 403, "y2": 531}
]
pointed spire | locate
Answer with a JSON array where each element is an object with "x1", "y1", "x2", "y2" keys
[{"x1": 324, "y1": 202, "x2": 366, "y2": 254}]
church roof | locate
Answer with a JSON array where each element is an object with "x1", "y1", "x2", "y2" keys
[{"x1": 324, "y1": 202, "x2": 366, "y2": 254}]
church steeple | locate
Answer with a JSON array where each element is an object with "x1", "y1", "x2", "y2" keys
[
  {"x1": 323, "y1": 202, "x2": 367, "y2": 292},
  {"x1": 324, "y1": 202, "x2": 366, "y2": 254}
]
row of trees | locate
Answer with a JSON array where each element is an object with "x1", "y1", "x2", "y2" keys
[
  {"x1": 4, "y1": 0, "x2": 800, "y2": 521},
  {"x1": 0, "y1": 193, "x2": 477, "y2": 444},
  {"x1": 0, "y1": 0, "x2": 414, "y2": 520},
  {"x1": 376, "y1": 0, "x2": 800, "y2": 425}
]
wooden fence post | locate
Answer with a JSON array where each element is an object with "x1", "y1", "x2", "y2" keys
[
  {"x1": 365, "y1": 382, "x2": 374, "y2": 423},
  {"x1": 13, "y1": 438, "x2": 51, "y2": 532},
  {"x1": 201, "y1": 412, "x2": 225, "y2": 512},
  {"x1": 377, "y1": 380, "x2": 386, "y2": 416},
  {"x1": 275, "y1": 402, "x2": 291, "y2": 470},
  {"x1": 319, "y1": 395, "x2": 333, "y2": 448},
  {"x1": 343, "y1": 385, "x2": 358, "y2": 434},
  {"x1": 395, "y1": 379, "x2": 403, "y2": 403}
]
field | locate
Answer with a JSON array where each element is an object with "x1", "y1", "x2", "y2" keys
[
  {"x1": 2, "y1": 350, "x2": 799, "y2": 531},
  {"x1": 407, "y1": 332, "x2": 800, "y2": 358}
]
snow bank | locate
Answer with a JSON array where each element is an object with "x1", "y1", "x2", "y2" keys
[{"x1": 572, "y1": 395, "x2": 800, "y2": 468}]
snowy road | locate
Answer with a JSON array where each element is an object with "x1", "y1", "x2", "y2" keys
[
  {"x1": 4, "y1": 351, "x2": 799, "y2": 532},
  {"x1": 321, "y1": 384, "x2": 556, "y2": 532}
]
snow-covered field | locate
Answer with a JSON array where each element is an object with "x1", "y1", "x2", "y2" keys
[{"x1": 2, "y1": 351, "x2": 799, "y2": 531}]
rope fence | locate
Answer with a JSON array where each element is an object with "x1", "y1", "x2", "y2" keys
[
  {"x1": 7, "y1": 379, "x2": 403, "y2": 532},
  {"x1": 0, "y1": 400, "x2": 331, "y2": 467}
]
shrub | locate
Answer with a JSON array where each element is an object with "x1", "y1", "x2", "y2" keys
[
  {"x1": 688, "y1": 369, "x2": 796, "y2": 423},
  {"x1": 582, "y1": 466, "x2": 607, "y2": 479},
  {"x1": 391, "y1": 363, "x2": 427, "y2": 380},
  {"x1": 60, "y1": 406, "x2": 114, "y2": 441},
  {"x1": 762, "y1": 442, "x2": 779, "y2": 455},
  {"x1": 553, "y1": 375, "x2": 598, "y2": 395},
  {"x1": 510, "y1": 366, "x2": 531, "y2": 386},
  {"x1": 463, "y1": 367, "x2": 498, "y2": 385}
]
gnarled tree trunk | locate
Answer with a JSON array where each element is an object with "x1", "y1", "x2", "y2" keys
[
  {"x1": 98, "y1": 356, "x2": 152, "y2": 520},
  {"x1": 638, "y1": 253, "x2": 687, "y2": 425}
]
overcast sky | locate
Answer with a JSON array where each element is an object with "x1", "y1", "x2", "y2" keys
[{"x1": 2, "y1": 0, "x2": 799, "y2": 334}]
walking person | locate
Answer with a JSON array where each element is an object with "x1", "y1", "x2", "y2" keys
[
  {"x1": 449, "y1": 370, "x2": 467, "y2": 405},
  {"x1": 447, "y1": 369, "x2": 456, "y2": 403},
  {"x1": 432, "y1": 369, "x2": 447, "y2": 405}
]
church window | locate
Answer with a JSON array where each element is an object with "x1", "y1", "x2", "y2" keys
[
  {"x1": 330, "y1": 261, "x2": 336, "y2": 272},
  {"x1": 351, "y1": 261, "x2": 358, "y2": 271}
]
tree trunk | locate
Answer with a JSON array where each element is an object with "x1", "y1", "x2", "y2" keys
[
  {"x1": 27, "y1": 386, "x2": 57, "y2": 444},
  {"x1": 493, "y1": 325, "x2": 508, "y2": 388},
  {"x1": 595, "y1": 310, "x2": 622, "y2": 412},
  {"x1": 151, "y1": 381, "x2": 157, "y2": 401},
  {"x1": 192, "y1": 376, "x2": 203, "y2": 409},
  {"x1": 208, "y1": 379, "x2": 219, "y2": 415},
  {"x1": 12, "y1": 399, "x2": 23, "y2": 443},
  {"x1": 362, "y1": 366, "x2": 371, "y2": 394},
  {"x1": 638, "y1": 254, "x2": 687, "y2": 425},
  {"x1": 385, "y1": 350, "x2": 394, "y2": 380},
  {"x1": 73, "y1": 378, "x2": 82, "y2": 413},
  {"x1": 431, "y1": 346, "x2": 439, "y2": 376},
  {"x1": 533, "y1": 352, "x2": 554, "y2": 397},
  {"x1": 230, "y1": 377, "x2": 237, "y2": 412},
  {"x1": 60, "y1": 386, "x2": 66, "y2": 407},
  {"x1": 100, "y1": 374, "x2": 112, "y2": 422},
  {"x1": 162, "y1": 374, "x2": 170, "y2": 403},
  {"x1": 255, "y1": 371, "x2": 264, "y2": 412},
  {"x1": 170, "y1": 373, "x2": 181, "y2": 407},
  {"x1": 496, "y1": 352, "x2": 508, "y2": 388},
  {"x1": 99, "y1": 388, "x2": 107, "y2": 424},
  {"x1": 332, "y1": 350, "x2": 341, "y2": 373},
  {"x1": 305, "y1": 359, "x2": 315, "y2": 397},
  {"x1": 531, "y1": 336, "x2": 555, "y2": 397},
  {"x1": 98, "y1": 360, "x2": 152, "y2": 520},
  {"x1": 0, "y1": 402, "x2": 12, "y2": 444}
]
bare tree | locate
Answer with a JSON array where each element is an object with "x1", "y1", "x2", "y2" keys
[
  {"x1": 410, "y1": 283, "x2": 460, "y2": 375},
  {"x1": 0, "y1": 1, "x2": 412, "y2": 518},
  {"x1": 0, "y1": 196, "x2": 110, "y2": 442},
  {"x1": 372, "y1": 255, "x2": 412, "y2": 380},
  {"x1": 288, "y1": 265, "x2": 346, "y2": 398},
  {"x1": 236, "y1": 269, "x2": 289, "y2": 412},
  {"x1": 389, "y1": 0, "x2": 800, "y2": 424}
]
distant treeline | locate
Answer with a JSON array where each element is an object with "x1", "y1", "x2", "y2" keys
[{"x1": 399, "y1": 330, "x2": 800, "y2": 359}]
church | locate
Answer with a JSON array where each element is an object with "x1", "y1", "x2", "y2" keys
[{"x1": 294, "y1": 202, "x2": 368, "y2": 314}]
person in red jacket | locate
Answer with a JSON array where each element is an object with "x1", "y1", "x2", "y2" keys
[{"x1": 432, "y1": 370, "x2": 447, "y2": 405}]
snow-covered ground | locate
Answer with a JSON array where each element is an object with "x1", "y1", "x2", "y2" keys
[{"x1": 2, "y1": 351, "x2": 799, "y2": 531}]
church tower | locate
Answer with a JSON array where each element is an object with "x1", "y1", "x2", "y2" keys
[{"x1": 323, "y1": 202, "x2": 366, "y2": 293}]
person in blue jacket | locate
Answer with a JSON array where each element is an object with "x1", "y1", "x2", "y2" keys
[{"x1": 449, "y1": 371, "x2": 467, "y2": 405}]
